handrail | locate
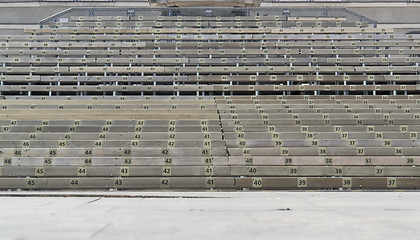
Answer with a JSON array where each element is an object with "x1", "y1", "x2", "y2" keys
[
  {"x1": 39, "y1": 7, "x2": 74, "y2": 27},
  {"x1": 343, "y1": 8, "x2": 377, "y2": 26}
]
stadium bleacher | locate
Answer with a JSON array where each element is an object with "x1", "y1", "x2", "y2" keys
[{"x1": 0, "y1": 6, "x2": 419, "y2": 190}]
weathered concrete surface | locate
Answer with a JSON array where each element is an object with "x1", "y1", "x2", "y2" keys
[
  {"x1": 0, "y1": 7, "x2": 69, "y2": 24},
  {"x1": 351, "y1": 7, "x2": 420, "y2": 23},
  {"x1": 0, "y1": 191, "x2": 418, "y2": 240},
  {"x1": 1, "y1": 2, "x2": 420, "y2": 24}
]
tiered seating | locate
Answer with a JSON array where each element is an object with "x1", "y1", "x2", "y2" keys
[
  {"x1": 219, "y1": 95, "x2": 420, "y2": 189},
  {"x1": 0, "y1": 97, "x2": 233, "y2": 189},
  {"x1": 0, "y1": 9, "x2": 419, "y2": 190},
  {"x1": 2, "y1": 15, "x2": 414, "y2": 97}
]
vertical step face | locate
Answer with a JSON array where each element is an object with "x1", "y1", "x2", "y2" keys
[{"x1": 0, "y1": 7, "x2": 419, "y2": 190}]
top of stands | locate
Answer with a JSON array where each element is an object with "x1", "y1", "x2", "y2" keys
[
  {"x1": 150, "y1": 0, "x2": 263, "y2": 7},
  {"x1": 39, "y1": 7, "x2": 376, "y2": 27}
]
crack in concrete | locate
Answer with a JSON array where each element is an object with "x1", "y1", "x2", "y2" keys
[
  {"x1": 81, "y1": 197, "x2": 102, "y2": 206},
  {"x1": 89, "y1": 223, "x2": 111, "y2": 239}
]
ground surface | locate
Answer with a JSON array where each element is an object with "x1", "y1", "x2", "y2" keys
[{"x1": 0, "y1": 191, "x2": 418, "y2": 240}]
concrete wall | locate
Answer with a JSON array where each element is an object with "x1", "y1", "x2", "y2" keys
[
  {"x1": 350, "y1": 7, "x2": 420, "y2": 23},
  {"x1": 0, "y1": 1, "x2": 149, "y2": 24},
  {"x1": 0, "y1": 7, "x2": 68, "y2": 24}
]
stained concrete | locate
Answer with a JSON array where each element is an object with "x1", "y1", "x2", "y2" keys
[
  {"x1": 351, "y1": 7, "x2": 420, "y2": 23},
  {"x1": 0, "y1": 191, "x2": 418, "y2": 240},
  {"x1": 2, "y1": 2, "x2": 420, "y2": 24}
]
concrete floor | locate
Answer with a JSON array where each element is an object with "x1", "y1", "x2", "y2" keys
[{"x1": 0, "y1": 191, "x2": 418, "y2": 240}]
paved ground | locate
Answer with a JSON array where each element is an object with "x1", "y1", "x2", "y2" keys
[{"x1": 0, "y1": 191, "x2": 418, "y2": 240}]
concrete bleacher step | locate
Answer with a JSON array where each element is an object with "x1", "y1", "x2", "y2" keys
[
  {"x1": 228, "y1": 156, "x2": 419, "y2": 166},
  {"x1": 0, "y1": 177, "x2": 235, "y2": 190},
  {"x1": 0, "y1": 177, "x2": 417, "y2": 190},
  {"x1": 3, "y1": 156, "x2": 228, "y2": 166},
  {"x1": 235, "y1": 177, "x2": 420, "y2": 189}
]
